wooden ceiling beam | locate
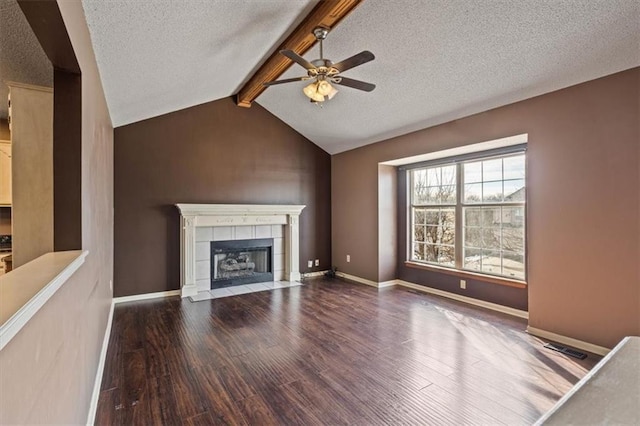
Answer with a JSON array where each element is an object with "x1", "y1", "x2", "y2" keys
[{"x1": 235, "y1": 0, "x2": 364, "y2": 108}]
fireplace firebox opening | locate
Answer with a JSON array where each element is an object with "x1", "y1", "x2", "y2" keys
[{"x1": 210, "y1": 238, "x2": 274, "y2": 289}]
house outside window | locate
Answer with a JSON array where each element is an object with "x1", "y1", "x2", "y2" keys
[{"x1": 409, "y1": 149, "x2": 526, "y2": 281}]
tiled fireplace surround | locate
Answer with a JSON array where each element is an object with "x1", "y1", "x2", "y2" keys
[
  {"x1": 196, "y1": 224, "x2": 284, "y2": 291},
  {"x1": 176, "y1": 204, "x2": 305, "y2": 298}
]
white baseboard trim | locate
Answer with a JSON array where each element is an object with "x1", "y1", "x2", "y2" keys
[
  {"x1": 336, "y1": 272, "x2": 381, "y2": 288},
  {"x1": 396, "y1": 279, "x2": 529, "y2": 319},
  {"x1": 301, "y1": 270, "x2": 329, "y2": 279},
  {"x1": 526, "y1": 326, "x2": 610, "y2": 356},
  {"x1": 378, "y1": 280, "x2": 397, "y2": 288},
  {"x1": 86, "y1": 300, "x2": 115, "y2": 425},
  {"x1": 113, "y1": 289, "x2": 181, "y2": 304},
  {"x1": 335, "y1": 272, "x2": 397, "y2": 289}
]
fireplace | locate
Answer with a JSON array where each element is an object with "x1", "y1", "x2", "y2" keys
[
  {"x1": 210, "y1": 238, "x2": 274, "y2": 288},
  {"x1": 176, "y1": 204, "x2": 305, "y2": 298}
]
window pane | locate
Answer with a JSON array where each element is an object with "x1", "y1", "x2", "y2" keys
[
  {"x1": 424, "y1": 226, "x2": 439, "y2": 244},
  {"x1": 441, "y1": 166, "x2": 456, "y2": 185},
  {"x1": 464, "y1": 207, "x2": 482, "y2": 226},
  {"x1": 437, "y1": 246, "x2": 455, "y2": 266},
  {"x1": 464, "y1": 227, "x2": 482, "y2": 248},
  {"x1": 464, "y1": 161, "x2": 482, "y2": 184},
  {"x1": 414, "y1": 209, "x2": 425, "y2": 225},
  {"x1": 481, "y1": 250, "x2": 501, "y2": 274},
  {"x1": 414, "y1": 225, "x2": 426, "y2": 243},
  {"x1": 425, "y1": 187, "x2": 440, "y2": 204},
  {"x1": 427, "y1": 168, "x2": 440, "y2": 186},
  {"x1": 412, "y1": 170, "x2": 426, "y2": 200},
  {"x1": 413, "y1": 243, "x2": 426, "y2": 261},
  {"x1": 501, "y1": 206, "x2": 524, "y2": 227},
  {"x1": 412, "y1": 166, "x2": 458, "y2": 205},
  {"x1": 464, "y1": 183, "x2": 482, "y2": 203},
  {"x1": 502, "y1": 251, "x2": 524, "y2": 279},
  {"x1": 504, "y1": 179, "x2": 525, "y2": 201},
  {"x1": 502, "y1": 227, "x2": 524, "y2": 253},
  {"x1": 483, "y1": 158, "x2": 502, "y2": 181},
  {"x1": 503, "y1": 155, "x2": 525, "y2": 180},
  {"x1": 424, "y1": 244, "x2": 438, "y2": 262},
  {"x1": 439, "y1": 185, "x2": 456, "y2": 204},
  {"x1": 424, "y1": 209, "x2": 440, "y2": 225},
  {"x1": 482, "y1": 227, "x2": 501, "y2": 249},
  {"x1": 441, "y1": 208, "x2": 455, "y2": 223},
  {"x1": 481, "y1": 207, "x2": 501, "y2": 227},
  {"x1": 463, "y1": 248, "x2": 482, "y2": 271},
  {"x1": 483, "y1": 181, "x2": 503, "y2": 202}
]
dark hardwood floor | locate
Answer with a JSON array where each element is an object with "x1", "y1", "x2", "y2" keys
[{"x1": 96, "y1": 278, "x2": 600, "y2": 425}]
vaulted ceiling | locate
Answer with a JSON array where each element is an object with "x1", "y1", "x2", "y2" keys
[
  {"x1": 0, "y1": 0, "x2": 53, "y2": 120},
  {"x1": 82, "y1": 0, "x2": 640, "y2": 154}
]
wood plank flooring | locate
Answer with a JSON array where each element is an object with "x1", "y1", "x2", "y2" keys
[{"x1": 96, "y1": 278, "x2": 600, "y2": 425}]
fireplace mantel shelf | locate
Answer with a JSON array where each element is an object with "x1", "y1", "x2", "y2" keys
[
  {"x1": 176, "y1": 204, "x2": 305, "y2": 217},
  {"x1": 175, "y1": 204, "x2": 305, "y2": 298}
]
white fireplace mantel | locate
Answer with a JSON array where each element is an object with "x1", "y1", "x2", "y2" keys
[{"x1": 176, "y1": 204, "x2": 305, "y2": 298}]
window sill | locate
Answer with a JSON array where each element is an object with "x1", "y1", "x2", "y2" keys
[
  {"x1": 0, "y1": 250, "x2": 88, "y2": 350},
  {"x1": 404, "y1": 261, "x2": 527, "y2": 289}
]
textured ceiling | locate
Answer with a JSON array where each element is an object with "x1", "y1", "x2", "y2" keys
[
  {"x1": 83, "y1": 0, "x2": 639, "y2": 154},
  {"x1": 258, "y1": 0, "x2": 640, "y2": 154},
  {"x1": 82, "y1": 0, "x2": 319, "y2": 127},
  {"x1": 0, "y1": 0, "x2": 53, "y2": 120}
]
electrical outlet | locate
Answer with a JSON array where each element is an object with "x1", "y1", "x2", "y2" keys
[
  {"x1": 460, "y1": 279, "x2": 466, "y2": 289},
  {"x1": 109, "y1": 280, "x2": 113, "y2": 292},
  {"x1": 315, "y1": 259, "x2": 319, "y2": 266},
  {"x1": 307, "y1": 260, "x2": 313, "y2": 268},
  {"x1": 346, "y1": 254, "x2": 350, "y2": 262}
]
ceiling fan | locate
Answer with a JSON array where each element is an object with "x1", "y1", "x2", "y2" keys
[{"x1": 263, "y1": 26, "x2": 375, "y2": 104}]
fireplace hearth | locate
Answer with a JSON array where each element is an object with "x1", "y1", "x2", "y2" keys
[{"x1": 210, "y1": 238, "x2": 274, "y2": 289}]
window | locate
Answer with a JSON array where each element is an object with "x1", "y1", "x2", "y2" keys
[{"x1": 409, "y1": 150, "x2": 526, "y2": 281}]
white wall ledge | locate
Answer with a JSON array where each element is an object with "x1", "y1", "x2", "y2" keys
[
  {"x1": 535, "y1": 336, "x2": 639, "y2": 425},
  {"x1": 0, "y1": 250, "x2": 88, "y2": 350}
]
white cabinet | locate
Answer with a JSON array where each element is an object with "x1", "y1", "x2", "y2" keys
[
  {"x1": 6, "y1": 82, "x2": 53, "y2": 268},
  {"x1": 0, "y1": 141, "x2": 10, "y2": 205}
]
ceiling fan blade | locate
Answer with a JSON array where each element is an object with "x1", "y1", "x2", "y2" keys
[
  {"x1": 263, "y1": 76, "x2": 309, "y2": 86},
  {"x1": 333, "y1": 76, "x2": 376, "y2": 92},
  {"x1": 280, "y1": 50, "x2": 316, "y2": 70},
  {"x1": 331, "y1": 51, "x2": 375, "y2": 73}
]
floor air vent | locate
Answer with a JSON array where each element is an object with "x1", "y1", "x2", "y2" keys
[{"x1": 544, "y1": 343, "x2": 587, "y2": 359}]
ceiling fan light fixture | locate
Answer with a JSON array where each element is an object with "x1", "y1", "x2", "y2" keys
[
  {"x1": 317, "y1": 80, "x2": 333, "y2": 96},
  {"x1": 326, "y1": 84, "x2": 338, "y2": 100},
  {"x1": 266, "y1": 26, "x2": 374, "y2": 104},
  {"x1": 303, "y1": 81, "x2": 325, "y2": 102}
]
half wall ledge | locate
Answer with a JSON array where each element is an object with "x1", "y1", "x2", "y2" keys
[
  {"x1": 0, "y1": 250, "x2": 88, "y2": 350},
  {"x1": 175, "y1": 204, "x2": 305, "y2": 298}
]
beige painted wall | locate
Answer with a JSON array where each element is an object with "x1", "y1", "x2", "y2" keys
[
  {"x1": 378, "y1": 164, "x2": 397, "y2": 282},
  {"x1": 332, "y1": 68, "x2": 639, "y2": 349},
  {"x1": 0, "y1": 1, "x2": 113, "y2": 424},
  {"x1": 9, "y1": 84, "x2": 53, "y2": 267}
]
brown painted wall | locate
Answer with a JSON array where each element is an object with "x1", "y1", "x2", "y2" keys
[
  {"x1": 114, "y1": 98, "x2": 331, "y2": 297},
  {"x1": 0, "y1": 119, "x2": 9, "y2": 140},
  {"x1": 0, "y1": 1, "x2": 113, "y2": 424},
  {"x1": 0, "y1": 207, "x2": 10, "y2": 234},
  {"x1": 332, "y1": 68, "x2": 639, "y2": 348},
  {"x1": 0, "y1": 118, "x2": 9, "y2": 235}
]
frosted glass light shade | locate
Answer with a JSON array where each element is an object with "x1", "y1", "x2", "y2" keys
[
  {"x1": 303, "y1": 82, "x2": 324, "y2": 102},
  {"x1": 317, "y1": 80, "x2": 332, "y2": 96}
]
